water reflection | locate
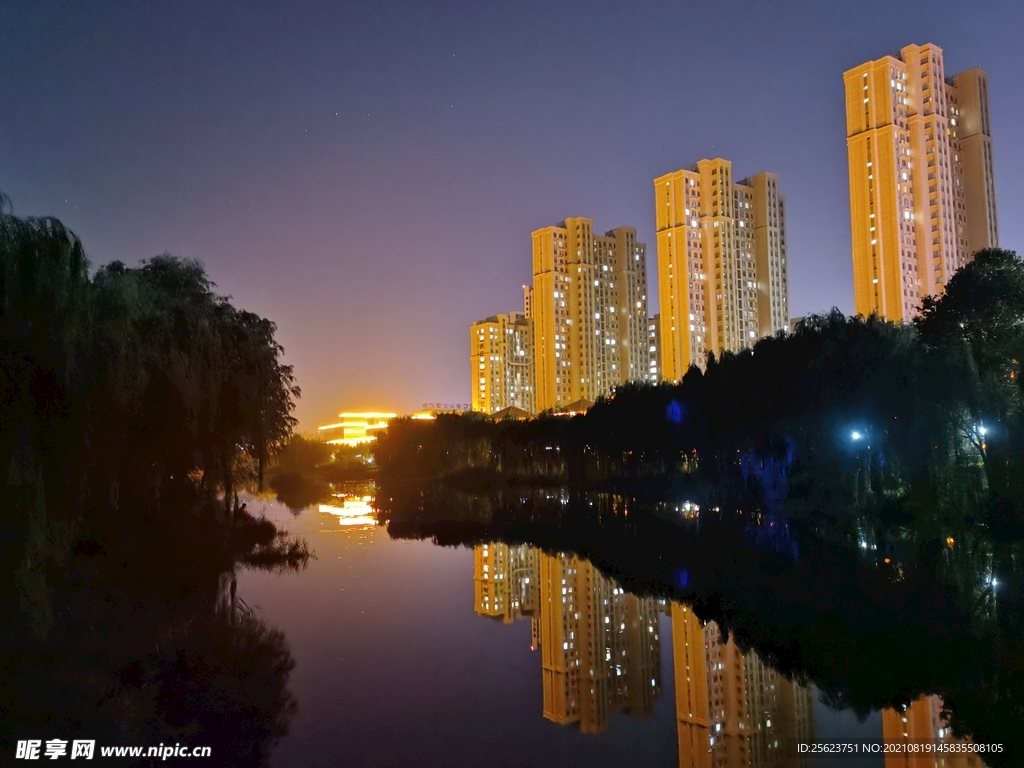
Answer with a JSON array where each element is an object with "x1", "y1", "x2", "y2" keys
[
  {"x1": 882, "y1": 697, "x2": 989, "y2": 768},
  {"x1": 468, "y1": 541, "x2": 989, "y2": 768},
  {"x1": 473, "y1": 543, "x2": 662, "y2": 733},
  {"x1": 672, "y1": 602, "x2": 814, "y2": 768},
  {"x1": 319, "y1": 494, "x2": 378, "y2": 528},
  {"x1": 3, "y1": 552, "x2": 299, "y2": 767}
]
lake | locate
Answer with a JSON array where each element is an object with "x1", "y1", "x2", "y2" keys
[{"x1": 237, "y1": 492, "x2": 990, "y2": 768}]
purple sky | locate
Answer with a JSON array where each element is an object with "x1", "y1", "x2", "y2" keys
[{"x1": 3, "y1": 0, "x2": 1022, "y2": 428}]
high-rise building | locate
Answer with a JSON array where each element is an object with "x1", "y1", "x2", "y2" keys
[
  {"x1": 844, "y1": 43, "x2": 999, "y2": 322},
  {"x1": 470, "y1": 311, "x2": 535, "y2": 415},
  {"x1": 655, "y1": 159, "x2": 790, "y2": 382},
  {"x1": 648, "y1": 314, "x2": 661, "y2": 383},
  {"x1": 532, "y1": 218, "x2": 649, "y2": 411}
]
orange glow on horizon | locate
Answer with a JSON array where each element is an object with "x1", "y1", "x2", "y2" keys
[{"x1": 318, "y1": 411, "x2": 397, "y2": 446}]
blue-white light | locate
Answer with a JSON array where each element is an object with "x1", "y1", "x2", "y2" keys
[{"x1": 851, "y1": 431, "x2": 863, "y2": 441}]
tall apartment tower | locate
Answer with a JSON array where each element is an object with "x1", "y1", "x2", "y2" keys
[
  {"x1": 655, "y1": 159, "x2": 789, "y2": 382},
  {"x1": 532, "y1": 218, "x2": 649, "y2": 411},
  {"x1": 469, "y1": 311, "x2": 535, "y2": 414},
  {"x1": 844, "y1": 43, "x2": 999, "y2": 322}
]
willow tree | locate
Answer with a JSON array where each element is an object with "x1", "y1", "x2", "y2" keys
[{"x1": 2, "y1": 197, "x2": 301, "y2": 563}]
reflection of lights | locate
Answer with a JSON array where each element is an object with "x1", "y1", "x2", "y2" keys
[
  {"x1": 677, "y1": 500, "x2": 700, "y2": 518},
  {"x1": 319, "y1": 495, "x2": 377, "y2": 528},
  {"x1": 318, "y1": 412, "x2": 397, "y2": 446}
]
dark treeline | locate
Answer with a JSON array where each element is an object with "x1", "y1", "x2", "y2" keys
[
  {"x1": 1, "y1": 198, "x2": 302, "y2": 619},
  {"x1": 376, "y1": 484, "x2": 1023, "y2": 766},
  {"x1": 1, "y1": 198, "x2": 308, "y2": 762},
  {"x1": 376, "y1": 248, "x2": 1024, "y2": 536}
]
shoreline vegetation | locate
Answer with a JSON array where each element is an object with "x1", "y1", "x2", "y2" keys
[{"x1": 2, "y1": 198, "x2": 308, "y2": 763}]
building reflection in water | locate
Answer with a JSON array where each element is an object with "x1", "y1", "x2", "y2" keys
[
  {"x1": 881, "y1": 696, "x2": 987, "y2": 768},
  {"x1": 473, "y1": 543, "x2": 662, "y2": 733},
  {"x1": 473, "y1": 544, "x2": 985, "y2": 768},
  {"x1": 673, "y1": 603, "x2": 815, "y2": 768}
]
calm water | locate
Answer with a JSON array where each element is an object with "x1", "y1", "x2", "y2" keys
[{"x1": 237, "y1": 497, "x2": 911, "y2": 768}]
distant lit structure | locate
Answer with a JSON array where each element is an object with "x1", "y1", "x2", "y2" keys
[
  {"x1": 317, "y1": 412, "x2": 396, "y2": 446},
  {"x1": 655, "y1": 159, "x2": 790, "y2": 381},
  {"x1": 844, "y1": 43, "x2": 999, "y2": 321}
]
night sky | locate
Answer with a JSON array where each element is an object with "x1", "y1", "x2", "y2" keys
[{"x1": 3, "y1": 0, "x2": 1022, "y2": 428}]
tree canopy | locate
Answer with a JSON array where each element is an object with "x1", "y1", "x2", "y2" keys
[{"x1": 1, "y1": 201, "x2": 300, "y2": 608}]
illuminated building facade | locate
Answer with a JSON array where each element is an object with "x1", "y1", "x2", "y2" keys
[
  {"x1": 655, "y1": 160, "x2": 789, "y2": 381},
  {"x1": 844, "y1": 43, "x2": 999, "y2": 322},
  {"x1": 470, "y1": 311, "x2": 535, "y2": 415},
  {"x1": 531, "y1": 218, "x2": 649, "y2": 411},
  {"x1": 648, "y1": 314, "x2": 661, "y2": 383}
]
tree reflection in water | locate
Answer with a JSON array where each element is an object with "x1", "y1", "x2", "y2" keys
[
  {"x1": 1, "y1": 521, "x2": 305, "y2": 767},
  {"x1": 379, "y1": 484, "x2": 1020, "y2": 767}
]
